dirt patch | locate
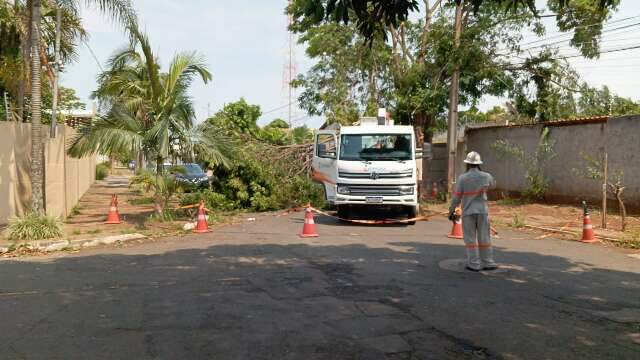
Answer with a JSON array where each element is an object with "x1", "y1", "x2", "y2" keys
[{"x1": 425, "y1": 200, "x2": 640, "y2": 247}]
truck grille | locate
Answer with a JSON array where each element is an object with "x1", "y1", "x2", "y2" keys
[
  {"x1": 344, "y1": 185, "x2": 411, "y2": 196},
  {"x1": 339, "y1": 170, "x2": 412, "y2": 179}
]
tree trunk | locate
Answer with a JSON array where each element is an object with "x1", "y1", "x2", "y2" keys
[
  {"x1": 136, "y1": 151, "x2": 145, "y2": 173},
  {"x1": 616, "y1": 188, "x2": 626, "y2": 232},
  {"x1": 17, "y1": 0, "x2": 33, "y2": 122},
  {"x1": 29, "y1": 0, "x2": 44, "y2": 213},
  {"x1": 50, "y1": 5, "x2": 62, "y2": 137},
  {"x1": 155, "y1": 156, "x2": 164, "y2": 215}
]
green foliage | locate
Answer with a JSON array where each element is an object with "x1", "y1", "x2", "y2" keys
[
  {"x1": 266, "y1": 119, "x2": 289, "y2": 129},
  {"x1": 6, "y1": 212, "x2": 63, "y2": 241},
  {"x1": 96, "y1": 161, "x2": 110, "y2": 180},
  {"x1": 492, "y1": 127, "x2": 556, "y2": 200},
  {"x1": 206, "y1": 98, "x2": 261, "y2": 136},
  {"x1": 512, "y1": 212, "x2": 526, "y2": 228},
  {"x1": 130, "y1": 170, "x2": 183, "y2": 213},
  {"x1": 180, "y1": 190, "x2": 236, "y2": 212},
  {"x1": 620, "y1": 230, "x2": 640, "y2": 249},
  {"x1": 148, "y1": 208, "x2": 178, "y2": 222}
]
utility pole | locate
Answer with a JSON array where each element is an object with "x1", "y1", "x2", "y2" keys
[
  {"x1": 446, "y1": 1, "x2": 463, "y2": 197},
  {"x1": 283, "y1": 0, "x2": 297, "y2": 128},
  {"x1": 288, "y1": 0, "x2": 294, "y2": 128},
  {"x1": 602, "y1": 151, "x2": 608, "y2": 229},
  {"x1": 50, "y1": 5, "x2": 62, "y2": 138}
]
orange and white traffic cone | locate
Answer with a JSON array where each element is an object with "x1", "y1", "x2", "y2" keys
[
  {"x1": 105, "y1": 194, "x2": 121, "y2": 224},
  {"x1": 431, "y1": 182, "x2": 438, "y2": 199},
  {"x1": 447, "y1": 207, "x2": 463, "y2": 239},
  {"x1": 299, "y1": 206, "x2": 319, "y2": 238},
  {"x1": 193, "y1": 201, "x2": 210, "y2": 233},
  {"x1": 580, "y1": 201, "x2": 597, "y2": 243}
]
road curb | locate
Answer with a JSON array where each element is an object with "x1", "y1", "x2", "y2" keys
[{"x1": 0, "y1": 233, "x2": 147, "y2": 254}]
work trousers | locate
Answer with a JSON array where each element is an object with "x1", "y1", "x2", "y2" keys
[{"x1": 462, "y1": 214, "x2": 496, "y2": 270}]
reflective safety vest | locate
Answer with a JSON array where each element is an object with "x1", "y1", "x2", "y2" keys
[{"x1": 449, "y1": 168, "x2": 496, "y2": 215}]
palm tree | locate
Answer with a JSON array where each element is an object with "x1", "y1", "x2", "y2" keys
[
  {"x1": 27, "y1": 0, "x2": 136, "y2": 213},
  {"x1": 69, "y1": 27, "x2": 230, "y2": 214}
]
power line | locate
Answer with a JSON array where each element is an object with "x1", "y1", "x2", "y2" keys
[
  {"x1": 503, "y1": 44, "x2": 640, "y2": 68},
  {"x1": 82, "y1": 39, "x2": 104, "y2": 72},
  {"x1": 262, "y1": 102, "x2": 292, "y2": 115},
  {"x1": 516, "y1": 15, "x2": 640, "y2": 47},
  {"x1": 519, "y1": 21, "x2": 640, "y2": 52}
]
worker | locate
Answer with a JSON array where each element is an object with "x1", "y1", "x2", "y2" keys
[{"x1": 448, "y1": 151, "x2": 498, "y2": 272}]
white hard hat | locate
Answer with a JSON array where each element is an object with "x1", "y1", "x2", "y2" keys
[{"x1": 464, "y1": 151, "x2": 483, "y2": 165}]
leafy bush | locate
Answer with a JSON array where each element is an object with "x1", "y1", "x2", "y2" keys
[
  {"x1": 512, "y1": 212, "x2": 526, "y2": 228},
  {"x1": 148, "y1": 208, "x2": 178, "y2": 222},
  {"x1": 130, "y1": 170, "x2": 183, "y2": 214},
  {"x1": 492, "y1": 127, "x2": 555, "y2": 201},
  {"x1": 180, "y1": 190, "x2": 236, "y2": 212},
  {"x1": 6, "y1": 212, "x2": 63, "y2": 241},
  {"x1": 96, "y1": 161, "x2": 110, "y2": 180}
]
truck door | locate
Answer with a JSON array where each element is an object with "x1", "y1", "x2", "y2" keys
[{"x1": 312, "y1": 131, "x2": 339, "y2": 203}]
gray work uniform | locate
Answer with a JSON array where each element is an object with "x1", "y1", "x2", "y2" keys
[{"x1": 449, "y1": 168, "x2": 497, "y2": 270}]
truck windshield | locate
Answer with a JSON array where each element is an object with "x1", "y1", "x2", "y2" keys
[{"x1": 339, "y1": 134, "x2": 412, "y2": 161}]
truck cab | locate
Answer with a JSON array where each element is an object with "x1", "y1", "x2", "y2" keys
[{"x1": 312, "y1": 116, "x2": 419, "y2": 224}]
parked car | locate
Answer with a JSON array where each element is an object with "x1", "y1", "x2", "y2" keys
[{"x1": 173, "y1": 163, "x2": 211, "y2": 191}]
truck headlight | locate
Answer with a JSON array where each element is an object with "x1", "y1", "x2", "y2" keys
[
  {"x1": 399, "y1": 186, "x2": 414, "y2": 195},
  {"x1": 337, "y1": 185, "x2": 350, "y2": 194}
]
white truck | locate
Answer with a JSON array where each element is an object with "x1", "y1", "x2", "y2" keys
[{"x1": 312, "y1": 115, "x2": 421, "y2": 224}]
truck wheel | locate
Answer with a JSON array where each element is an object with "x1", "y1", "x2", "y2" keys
[
  {"x1": 406, "y1": 205, "x2": 417, "y2": 225},
  {"x1": 337, "y1": 205, "x2": 350, "y2": 221}
]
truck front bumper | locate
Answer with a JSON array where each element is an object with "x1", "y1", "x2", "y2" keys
[{"x1": 333, "y1": 195, "x2": 418, "y2": 206}]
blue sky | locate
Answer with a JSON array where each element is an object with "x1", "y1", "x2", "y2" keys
[{"x1": 63, "y1": 0, "x2": 640, "y2": 129}]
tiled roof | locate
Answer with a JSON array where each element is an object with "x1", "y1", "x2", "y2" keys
[{"x1": 465, "y1": 115, "x2": 609, "y2": 131}]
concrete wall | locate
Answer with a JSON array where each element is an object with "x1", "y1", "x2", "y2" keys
[
  {"x1": 430, "y1": 141, "x2": 466, "y2": 188},
  {"x1": 464, "y1": 115, "x2": 640, "y2": 211},
  {"x1": 0, "y1": 122, "x2": 32, "y2": 225},
  {"x1": 0, "y1": 122, "x2": 97, "y2": 224},
  {"x1": 606, "y1": 116, "x2": 640, "y2": 206}
]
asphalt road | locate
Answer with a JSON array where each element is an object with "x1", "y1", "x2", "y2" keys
[{"x1": 1, "y1": 212, "x2": 639, "y2": 359}]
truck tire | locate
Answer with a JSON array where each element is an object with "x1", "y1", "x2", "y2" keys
[
  {"x1": 406, "y1": 205, "x2": 418, "y2": 225},
  {"x1": 337, "y1": 205, "x2": 350, "y2": 221}
]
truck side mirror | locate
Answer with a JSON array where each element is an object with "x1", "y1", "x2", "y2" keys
[{"x1": 317, "y1": 143, "x2": 337, "y2": 159}]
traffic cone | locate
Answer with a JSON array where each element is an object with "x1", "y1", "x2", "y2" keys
[
  {"x1": 193, "y1": 201, "x2": 210, "y2": 233},
  {"x1": 104, "y1": 194, "x2": 121, "y2": 224},
  {"x1": 447, "y1": 217, "x2": 464, "y2": 239},
  {"x1": 580, "y1": 201, "x2": 597, "y2": 243},
  {"x1": 299, "y1": 206, "x2": 319, "y2": 238},
  {"x1": 447, "y1": 207, "x2": 463, "y2": 239},
  {"x1": 431, "y1": 182, "x2": 438, "y2": 199}
]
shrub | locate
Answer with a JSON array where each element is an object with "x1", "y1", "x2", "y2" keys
[
  {"x1": 492, "y1": 127, "x2": 555, "y2": 201},
  {"x1": 96, "y1": 162, "x2": 110, "y2": 180},
  {"x1": 6, "y1": 212, "x2": 63, "y2": 241},
  {"x1": 180, "y1": 190, "x2": 237, "y2": 212},
  {"x1": 512, "y1": 212, "x2": 526, "y2": 228}
]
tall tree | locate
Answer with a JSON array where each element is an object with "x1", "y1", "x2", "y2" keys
[
  {"x1": 291, "y1": 0, "x2": 619, "y2": 195},
  {"x1": 27, "y1": 0, "x2": 135, "y2": 213},
  {"x1": 69, "y1": 27, "x2": 228, "y2": 214},
  {"x1": 29, "y1": 0, "x2": 43, "y2": 212}
]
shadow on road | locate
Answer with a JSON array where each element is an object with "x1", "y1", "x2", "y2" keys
[{"x1": 0, "y1": 241, "x2": 638, "y2": 359}]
